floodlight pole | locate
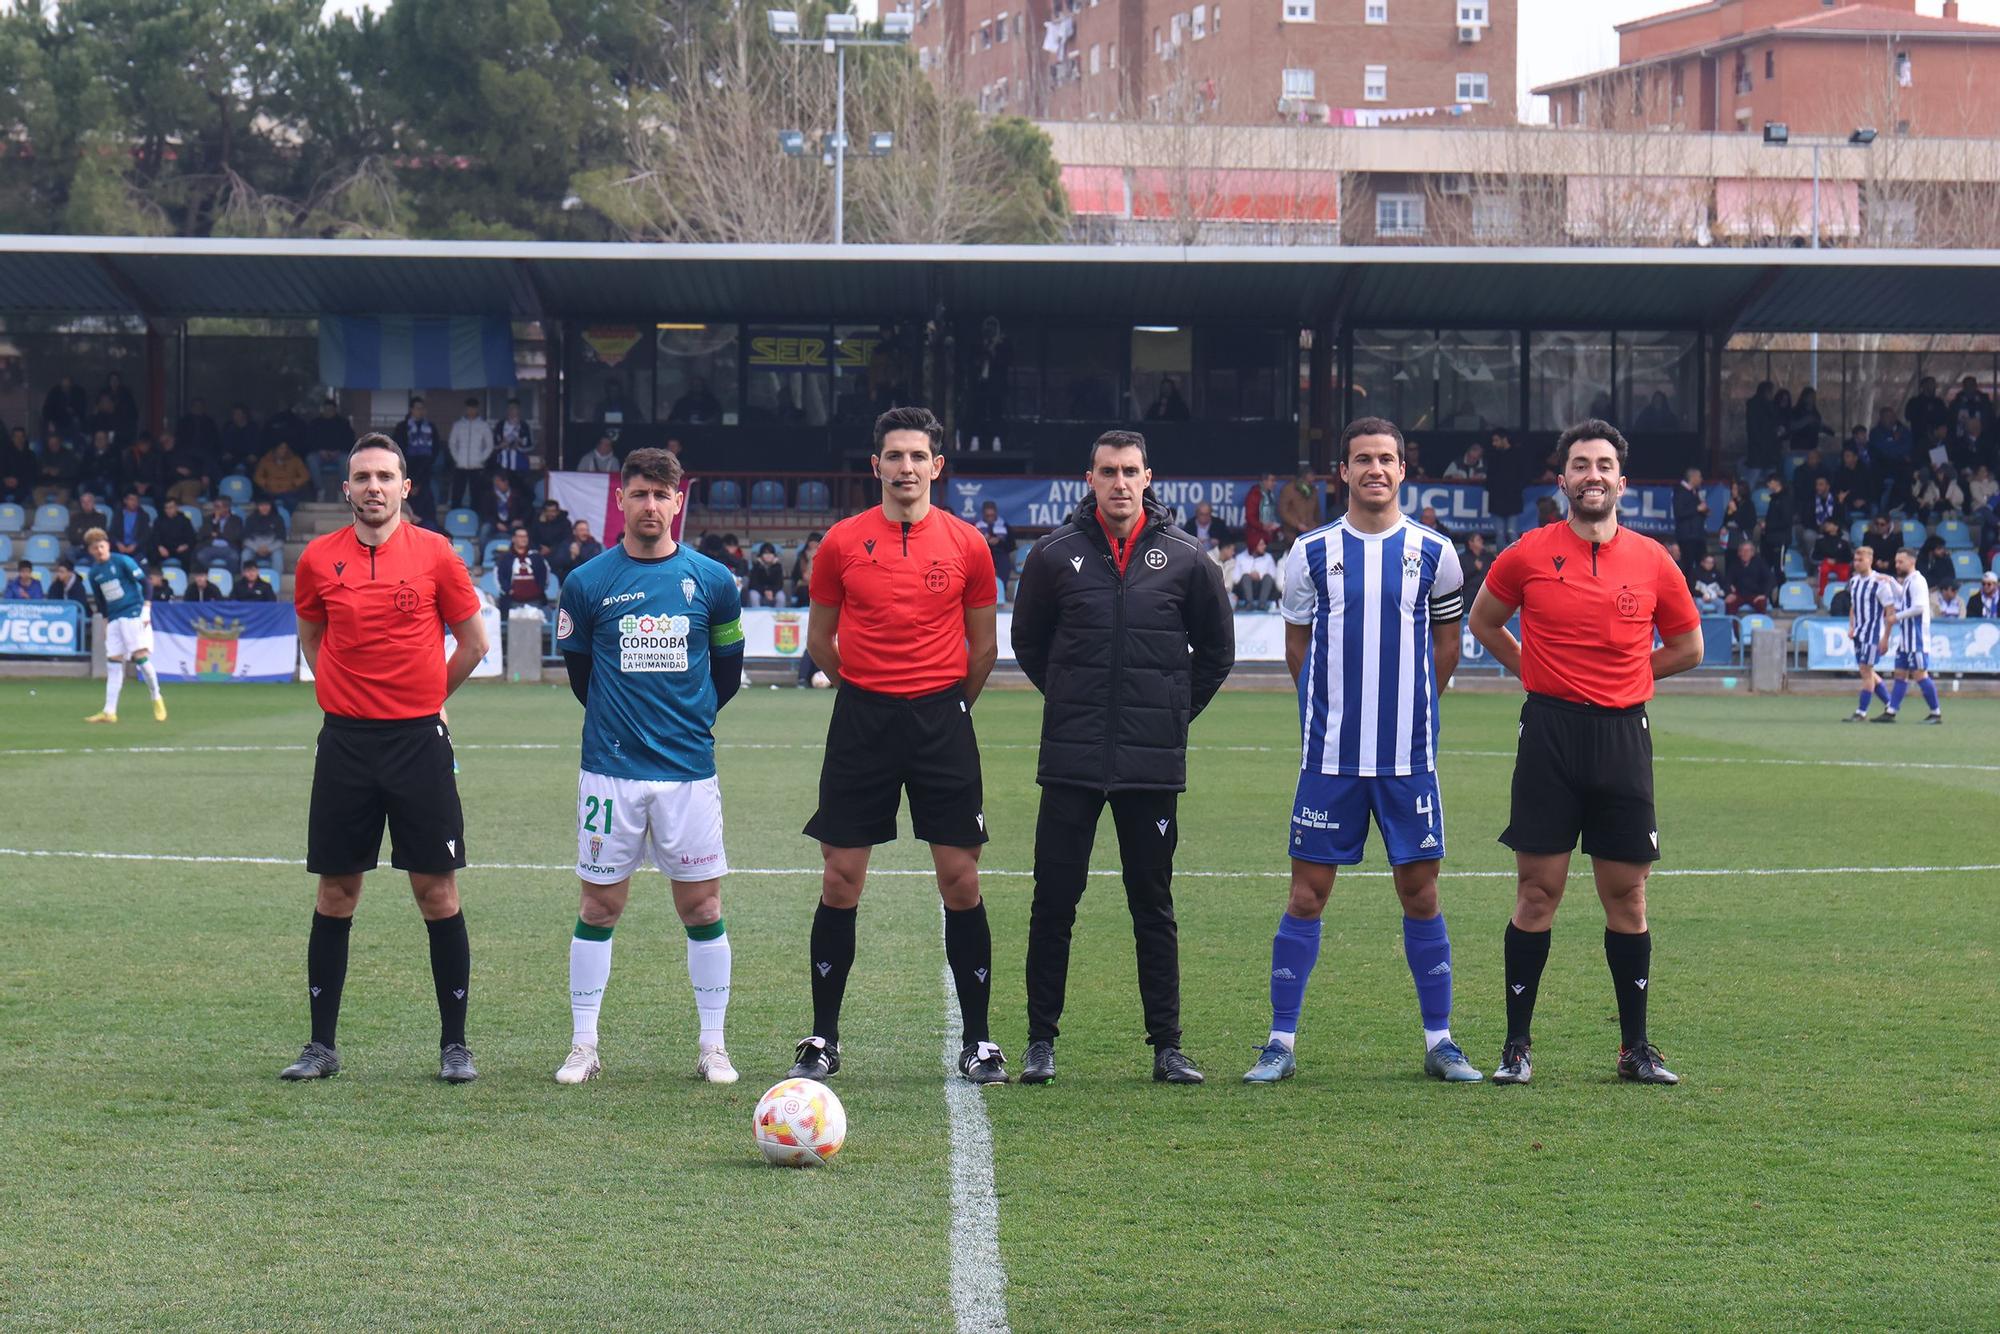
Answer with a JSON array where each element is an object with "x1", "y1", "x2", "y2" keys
[
  {"x1": 1810, "y1": 142, "x2": 1820, "y2": 383},
  {"x1": 777, "y1": 29, "x2": 909, "y2": 246}
]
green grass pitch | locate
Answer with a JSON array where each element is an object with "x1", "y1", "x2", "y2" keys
[{"x1": 1, "y1": 678, "x2": 1995, "y2": 1330}]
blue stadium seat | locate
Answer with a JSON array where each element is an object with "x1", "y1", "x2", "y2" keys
[
  {"x1": 1848, "y1": 517, "x2": 1868, "y2": 546},
  {"x1": 1822, "y1": 580, "x2": 1848, "y2": 609},
  {"x1": 451, "y1": 538, "x2": 478, "y2": 569},
  {"x1": 1753, "y1": 489, "x2": 1772, "y2": 519},
  {"x1": 1934, "y1": 518, "x2": 1972, "y2": 548},
  {"x1": 483, "y1": 537, "x2": 511, "y2": 567},
  {"x1": 0, "y1": 534, "x2": 12, "y2": 563},
  {"x1": 23, "y1": 533, "x2": 60, "y2": 566},
  {"x1": 1952, "y1": 550, "x2": 1982, "y2": 583},
  {"x1": 1990, "y1": 550, "x2": 2000, "y2": 577},
  {"x1": 1777, "y1": 580, "x2": 1817, "y2": 612},
  {"x1": 1738, "y1": 611, "x2": 1775, "y2": 641},
  {"x1": 1700, "y1": 615, "x2": 1736, "y2": 667},
  {"x1": 706, "y1": 479, "x2": 743, "y2": 511},
  {"x1": 1781, "y1": 549, "x2": 1808, "y2": 580},
  {"x1": 208, "y1": 568, "x2": 233, "y2": 597},
  {"x1": 218, "y1": 474, "x2": 254, "y2": 506},
  {"x1": 749, "y1": 480, "x2": 786, "y2": 512},
  {"x1": 445, "y1": 508, "x2": 481, "y2": 540},
  {"x1": 163, "y1": 567, "x2": 188, "y2": 597},
  {"x1": 796, "y1": 480, "x2": 831, "y2": 513},
  {"x1": 138, "y1": 500, "x2": 157, "y2": 521},
  {"x1": 31, "y1": 503, "x2": 67, "y2": 534},
  {"x1": 0, "y1": 502, "x2": 25, "y2": 534},
  {"x1": 1900, "y1": 518, "x2": 1926, "y2": 546},
  {"x1": 476, "y1": 567, "x2": 499, "y2": 597}
]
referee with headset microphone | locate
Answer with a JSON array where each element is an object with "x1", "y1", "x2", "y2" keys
[{"x1": 1010, "y1": 429, "x2": 1234, "y2": 1085}]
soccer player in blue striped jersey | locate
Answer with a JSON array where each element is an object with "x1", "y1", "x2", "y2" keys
[
  {"x1": 82, "y1": 529, "x2": 166, "y2": 724},
  {"x1": 552, "y1": 447, "x2": 748, "y2": 1086},
  {"x1": 1879, "y1": 547, "x2": 1943, "y2": 723},
  {"x1": 1844, "y1": 544, "x2": 1894, "y2": 721},
  {"x1": 1244, "y1": 417, "x2": 1481, "y2": 1086}
]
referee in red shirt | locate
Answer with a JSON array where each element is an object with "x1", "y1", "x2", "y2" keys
[
  {"x1": 786, "y1": 406, "x2": 1006, "y2": 1085},
  {"x1": 279, "y1": 434, "x2": 489, "y2": 1083},
  {"x1": 1468, "y1": 419, "x2": 1702, "y2": 1087}
]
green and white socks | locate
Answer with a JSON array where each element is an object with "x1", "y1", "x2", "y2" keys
[
  {"x1": 103, "y1": 658, "x2": 162, "y2": 716},
  {"x1": 567, "y1": 917, "x2": 732, "y2": 1049}
]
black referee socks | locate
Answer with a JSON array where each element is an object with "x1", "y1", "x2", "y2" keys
[
  {"x1": 943, "y1": 902, "x2": 993, "y2": 1047},
  {"x1": 810, "y1": 902, "x2": 858, "y2": 1046},
  {"x1": 1604, "y1": 928, "x2": 1652, "y2": 1050},
  {"x1": 1503, "y1": 921, "x2": 1552, "y2": 1045},
  {"x1": 307, "y1": 910, "x2": 352, "y2": 1048},
  {"x1": 425, "y1": 911, "x2": 471, "y2": 1049}
]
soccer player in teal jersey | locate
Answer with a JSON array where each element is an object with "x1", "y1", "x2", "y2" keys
[
  {"x1": 551, "y1": 447, "x2": 747, "y2": 1085},
  {"x1": 82, "y1": 528, "x2": 166, "y2": 723}
]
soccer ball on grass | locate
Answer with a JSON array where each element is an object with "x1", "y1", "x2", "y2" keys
[{"x1": 754, "y1": 1078, "x2": 847, "y2": 1166}]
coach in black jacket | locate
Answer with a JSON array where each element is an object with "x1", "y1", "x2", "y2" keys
[{"x1": 1010, "y1": 430, "x2": 1234, "y2": 1086}]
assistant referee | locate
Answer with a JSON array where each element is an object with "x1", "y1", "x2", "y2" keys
[
  {"x1": 1468, "y1": 419, "x2": 1702, "y2": 1087},
  {"x1": 280, "y1": 433, "x2": 489, "y2": 1084}
]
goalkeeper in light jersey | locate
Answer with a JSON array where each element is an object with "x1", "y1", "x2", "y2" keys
[
  {"x1": 551, "y1": 447, "x2": 746, "y2": 1085},
  {"x1": 82, "y1": 529, "x2": 166, "y2": 723}
]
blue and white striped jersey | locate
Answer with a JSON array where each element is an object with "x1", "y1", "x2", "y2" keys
[
  {"x1": 1849, "y1": 570, "x2": 1893, "y2": 659},
  {"x1": 1894, "y1": 571, "x2": 1931, "y2": 655},
  {"x1": 1279, "y1": 516, "x2": 1465, "y2": 778}
]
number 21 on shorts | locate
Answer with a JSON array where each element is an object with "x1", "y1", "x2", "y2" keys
[{"x1": 582, "y1": 794, "x2": 616, "y2": 834}]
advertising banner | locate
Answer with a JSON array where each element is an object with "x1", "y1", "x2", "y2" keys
[
  {"x1": 0, "y1": 600, "x2": 84, "y2": 657},
  {"x1": 1797, "y1": 615, "x2": 2000, "y2": 673}
]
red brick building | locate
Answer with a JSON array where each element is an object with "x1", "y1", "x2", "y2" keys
[
  {"x1": 1536, "y1": 0, "x2": 2000, "y2": 137},
  {"x1": 914, "y1": 0, "x2": 1516, "y2": 127}
]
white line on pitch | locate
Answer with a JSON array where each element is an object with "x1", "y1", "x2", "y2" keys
[
  {"x1": 938, "y1": 910, "x2": 1010, "y2": 1333},
  {"x1": 6, "y1": 847, "x2": 2000, "y2": 882}
]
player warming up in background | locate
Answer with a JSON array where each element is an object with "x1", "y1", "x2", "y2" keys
[
  {"x1": 81, "y1": 529, "x2": 166, "y2": 723},
  {"x1": 1244, "y1": 417, "x2": 1482, "y2": 1087},
  {"x1": 787, "y1": 406, "x2": 1005, "y2": 1086},
  {"x1": 1468, "y1": 420, "x2": 1701, "y2": 1086},
  {"x1": 1879, "y1": 547, "x2": 1942, "y2": 724},
  {"x1": 281, "y1": 434, "x2": 488, "y2": 1083},
  {"x1": 553, "y1": 448, "x2": 746, "y2": 1086},
  {"x1": 1845, "y1": 544, "x2": 1894, "y2": 722}
]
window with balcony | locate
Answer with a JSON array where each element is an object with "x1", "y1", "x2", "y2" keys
[{"x1": 1375, "y1": 194, "x2": 1424, "y2": 239}]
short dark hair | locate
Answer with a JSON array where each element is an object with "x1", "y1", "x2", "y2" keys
[
  {"x1": 408, "y1": 395, "x2": 424, "y2": 407},
  {"x1": 1555, "y1": 419, "x2": 1630, "y2": 471},
  {"x1": 349, "y1": 432, "x2": 407, "y2": 477},
  {"x1": 464, "y1": 396, "x2": 479, "y2": 407},
  {"x1": 621, "y1": 446, "x2": 684, "y2": 491},
  {"x1": 1340, "y1": 416, "x2": 1406, "y2": 463},
  {"x1": 1089, "y1": 429, "x2": 1148, "y2": 467},
  {"x1": 873, "y1": 405, "x2": 943, "y2": 452}
]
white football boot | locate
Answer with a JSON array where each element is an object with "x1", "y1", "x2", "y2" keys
[
  {"x1": 695, "y1": 1043, "x2": 740, "y2": 1084},
  {"x1": 555, "y1": 1043, "x2": 602, "y2": 1085}
]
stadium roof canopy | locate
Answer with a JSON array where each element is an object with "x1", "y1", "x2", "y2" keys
[{"x1": 0, "y1": 235, "x2": 1995, "y2": 335}]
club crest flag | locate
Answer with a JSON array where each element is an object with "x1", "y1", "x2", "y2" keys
[{"x1": 153, "y1": 603, "x2": 299, "y2": 683}]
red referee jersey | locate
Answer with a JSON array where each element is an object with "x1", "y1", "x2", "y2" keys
[
  {"x1": 810, "y1": 504, "x2": 996, "y2": 697},
  {"x1": 1482, "y1": 522, "x2": 1699, "y2": 709},
  {"x1": 294, "y1": 522, "x2": 482, "y2": 720}
]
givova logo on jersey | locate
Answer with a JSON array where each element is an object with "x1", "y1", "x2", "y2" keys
[{"x1": 617, "y1": 612, "x2": 692, "y2": 673}]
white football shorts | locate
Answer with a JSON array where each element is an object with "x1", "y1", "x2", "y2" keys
[
  {"x1": 575, "y1": 769, "x2": 729, "y2": 885},
  {"x1": 103, "y1": 606, "x2": 154, "y2": 660}
]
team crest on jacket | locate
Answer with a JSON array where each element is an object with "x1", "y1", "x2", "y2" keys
[
  {"x1": 681, "y1": 576, "x2": 697, "y2": 604},
  {"x1": 1144, "y1": 547, "x2": 1167, "y2": 570}
]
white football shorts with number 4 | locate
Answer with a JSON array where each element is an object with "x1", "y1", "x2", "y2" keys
[{"x1": 575, "y1": 770, "x2": 729, "y2": 884}]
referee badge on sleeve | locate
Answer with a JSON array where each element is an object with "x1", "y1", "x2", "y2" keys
[{"x1": 557, "y1": 608, "x2": 574, "y2": 639}]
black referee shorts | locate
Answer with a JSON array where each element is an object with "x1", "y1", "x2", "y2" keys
[
  {"x1": 803, "y1": 683, "x2": 987, "y2": 848},
  {"x1": 307, "y1": 714, "x2": 468, "y2": 876},
  {"x1": 1499, "y1": 692, "x2": 1659, "y2": 864}
]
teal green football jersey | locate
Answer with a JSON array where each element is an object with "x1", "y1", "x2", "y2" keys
[{"x1": 87, "y1": 553, "x2": 148, "y2": 621}]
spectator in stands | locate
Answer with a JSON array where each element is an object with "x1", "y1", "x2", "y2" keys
[
  {"x1": 192, "y1": 498, "x2": 243, "y2": 571},
  {"x1": 1418, "y1": 505, "x2": 1456, "y2": 543},
  {"x1": 719, "y1": 533, "x2": 748, "y2": 578},
  {"x1": 404, "y1": 476, "x2": 440, "y2": 528},
  {"x1": 1745, "y1": 380, "x2": 1781, "y2": 477},
  {"x1": 242, "y1": 497, "x2": 287, "y2": 561},
  {"x1": 554, "y1": 519, "x2": 602, "y2": 577},
  {"x1": 392, "y1": 396, "x2": 441, "y2": 492},
  {"x1": 576, "y1": 434, "x2": 619, "y2": 472},
  {"x1": 1830, "y1": 446, "x2": 1873, "y2": 516},
  {"x1": 46, "y1": 558, "x2": 88, "y2": 608},
  {"x1": 156, "y1": 432, "x2": 205, "y2": 507},
  {"x1": 1233, "y1": 534, "x2": 1279, "y2": 612},
  {"x1": 1811, "y1": 520, "x2": 1854, "y2": 596},
  {"x1": 476, "y1": 471, "x2": 525, "y2": 537},
  {"x1": 1664, "y1": 540, "x2": 1684, "y2": 570},
  {"x1": 102, "y1": 373, "x2": 138, "y2": 443},
  {"x1": 1181, "y1": 500, "x2": 1231, "y2": 552},
  {"x1": 1907, "y1": 375, "x2": 1949, "y2": 441},
  {"x1": 176, "y1": 395, "x2": 220, "y2": 461},
  {"x1": 183, "y1": 567, "x2": 224, "y2": 603},
  {"x1": 110, "y1": 493, "x2": 151, "y2": 559},
  {"x1": 494, "y1": 398, "x2": 534, "y2": 489},
  {"x1": 530, "y1": 500, "x2": 570, "y2": 559},
  {"x1": 1913, "y1": 536, "x2": 1953, "y2": 590},
  {"x1": 145, "y1": 564, "x2": 173, "y2": 601},
  {"x1": 303, "y1": 399, "x2": 356, "y2": 501},
  {"x1": 236, "y1": 559, "x2": 277, "y2": 603},
  {"x1": 746, "y1": 542, "x2": 788, "y2": 607},
  {"x1": 668, "y1": 376, "x2": 723, "y2": 424},
  {"x1": 120, "y1": 431, "x2": 164, "y2": 499},
  {"x1": 1535, "y1": 494, "x2": 1563, "y2": 528},
  {"x1": 1967, "y1": 572, "x2": 2000, "y2": 618},
  {"x1": 1914, "y1": 462, "x2": 1966, "y2": 523},
  {"x1": 63, "y1": 492, "x2": 106, "y2": 561},
  {"x1": 1869, "y1": 405, "x2": 1912, "y2": 468},
  {"x1": 789, "y1": 532, "x2": 819, "y2": 603},
  {"x1": 447, "y1": 397, "x2": 494, "y2": 508},
  {"x1": 1689, "y1": 553, "x2": 1725, "y2": 613},
  {"x1": 1934, "y1": 578, "x2": 1966, "y2": 619},
  {"x1": 35, "y1": 432, "x2": 79, "y2": 502},
  {"x1": 1793, "y1": 445, "x2": 1830, "y2": 499},
  {"x1": 1755, "y1": 474, "x2": 1792, "y2": 565},
  {"x1": 1442, "y1": 442, "x2": 1485, "y2": 480},
  {"x1": 1951, "y1": 374, "x2": 1991, "y2": 434},
  {"x1": 664, "y1": 436, "x2": 686, "y2": 464},
  {"x1": 5, "y1": 559, "x2": 42, "y2": 599},
  {"x1": 1634, "y1": 390, "x2": 1681, "y2": 433},
  {"x1": 1788, "y1": 387, "x2": 1833, "y2": 454},
  {"x1": 1278, "y1": 466, "x2": 1320, "y2": 546},
  {"x1": 254, "y1": 438, "x2": 312, "y2": 504},
  {"x1": 1968, "y1": 463, "x2": 1997, "y2": 515},
  {"x1": 1864, "y1": 513, "x2": 1902, "y2": 568},
  {"x1": 1211, "y1": 537, "x2": 1238, "y2": 596},
  {"x1": 1482, "y1": 430, "x2": 1531, "y2": 541},
  {"x1": 1724, "y1": 540, "x2": 1777, "y2": 614},
  {"x1": 1718, "y1": 480, "x2": 1756, "y2": 553},
  {"x1": 975, "y1": 501, "x2": 1011, "y2": 603},
  {"x1": 1460, "y1": 531, "x2": 1492, "y2": 603},
  {"x1": 79, "y1": 430, "x2": 119, "y2": 498},
  {"x1": 1242, "y1": 472, "x2": 1279, "y2": 551},
  {"x1": 0, "y1": 425, "x2": 33, "y2": 504},
  {"x1": 1952, "y1": 413, "x2": 1994, "y2": 476},
  {"x1": 263, "y1": 403, "x2": 304, "y2": 460},
  {"x1": 1808, "y1": 476, "x2": 1839, "y2": 535},
  {"x1": 1143, "y1": 376, "x2": 1190, "y2": 422},
  {"x1": 147, "y1": 497, "x2": 197, "y2": 569},
  {"x1": 494, "y1": 527, "x2": 549, "y2": 619},
  {"x1": 1404, "y1": 439, "x2": 1424, "y2": 478},
  {"x1": 219, "y1": 403, "x2": 259, "y2": 473},
  {"x1": 41, "y1": 374, "x2": 85, "y2": 437}
]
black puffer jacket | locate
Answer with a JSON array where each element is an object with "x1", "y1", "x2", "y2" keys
[{"x1": 1011, "y1": 491, "x2": 1234, "y2": 791}]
